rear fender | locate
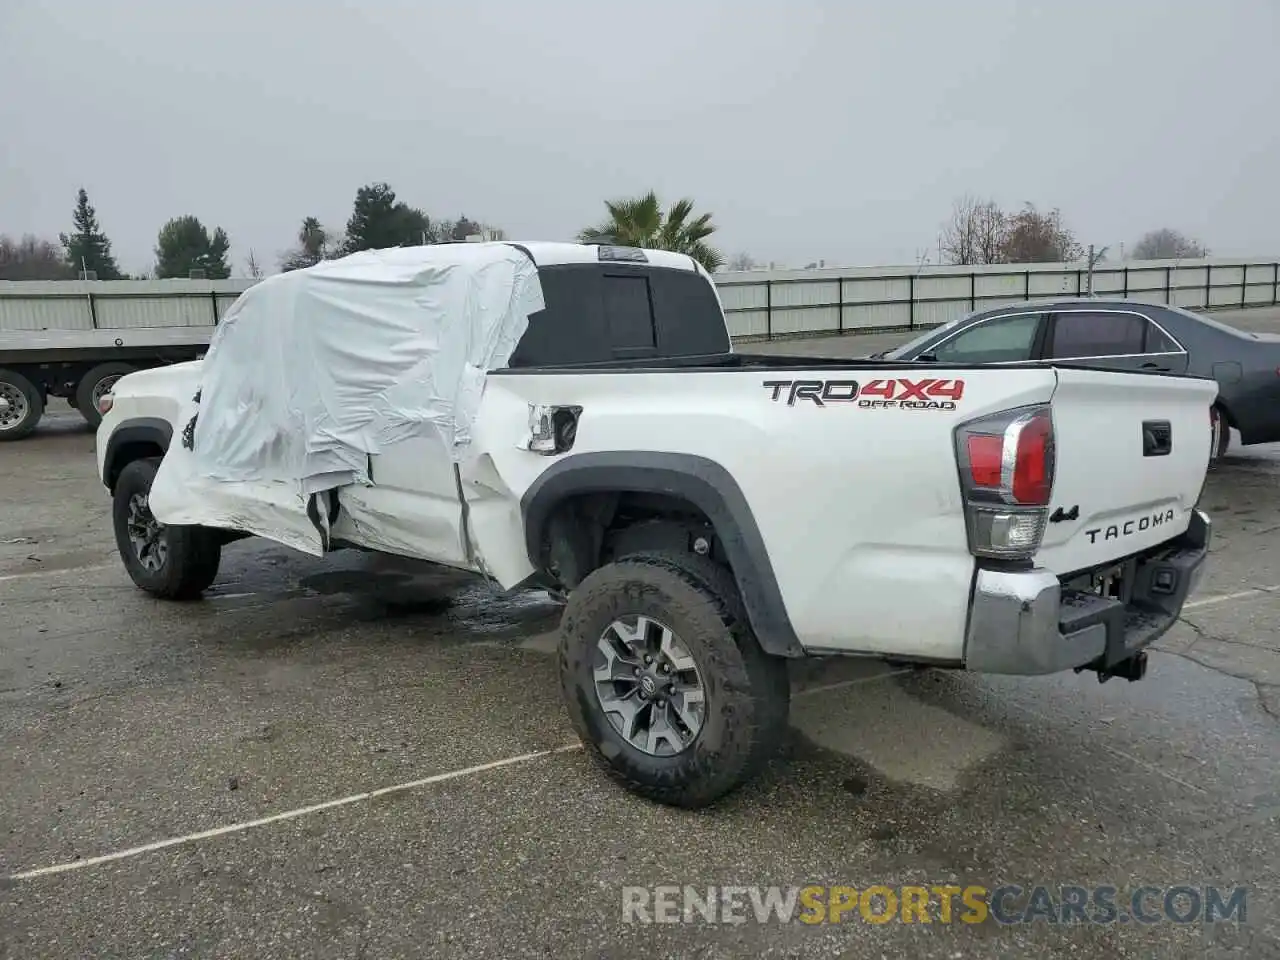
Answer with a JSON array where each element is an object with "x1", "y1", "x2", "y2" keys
[{"x1": 520, "y1": 451, "x2": 805, "y2": 657}]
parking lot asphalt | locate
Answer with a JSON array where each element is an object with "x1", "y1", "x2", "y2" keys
[{"x1": 4, "y1": 308, "x2": 1280, "y2": 959}]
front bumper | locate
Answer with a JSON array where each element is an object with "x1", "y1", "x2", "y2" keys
[{"x1": 964, "y1": 509, "x2": 1211, "y2": 675}]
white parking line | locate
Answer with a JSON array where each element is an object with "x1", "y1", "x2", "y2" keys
[
  {"x1": 1183, "y1": 585, "x2": 1280, "y2": 610},
  {"x1": 4, "y1": 584, "x2": 1269, "y2": 883},
  {"x1": 0, "y1": 562, "x2": 116, "y2": 585},
  {"x1": 6, "y1": 744, "x2": 583, "y2": 882},
  {"x1": 8, "y1": 668, "x2": 919, "y2": 883}
]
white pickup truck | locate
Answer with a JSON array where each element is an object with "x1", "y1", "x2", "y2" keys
[{"x1": 95, "y1": 241, "x2": 1216, "y2": 808}]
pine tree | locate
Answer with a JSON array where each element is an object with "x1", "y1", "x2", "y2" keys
[
  {"x1": 207, "y1": 227, "x2": 231, "y2": 278},
  {"x1": 154, "y1": 215, "x2": 232, "y2": 279},
  {"x1": 340, "y1": 183, "x2": 431, "y2": 254},
  {"x1": 59, "y1": 188, "x2": 123, "y2": 279}
]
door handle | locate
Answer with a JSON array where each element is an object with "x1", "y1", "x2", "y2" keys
[{"x1": 1143, "y1": 420, "x2": 1172, "y2": 456}]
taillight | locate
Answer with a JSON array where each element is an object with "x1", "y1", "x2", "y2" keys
[
  {"x1": 1012, "y1": 411, "x2": 1052, "y2": 505},
  {"x1": 965, "y1": 435, "x2": 1003, "y2": 489},
  {"x1": 97, "y1": 393, "x2": 114, "y2": 416},
  {"x1": 955, "y1": 405, "x2": 1056, "y2": 560}
]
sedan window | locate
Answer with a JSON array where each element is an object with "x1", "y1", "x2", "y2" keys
[
  {"x1": 882, "y1": 318, "x2": 961, "y2": 360},
  {"x1": 1144, "y1": 323, "x2": 1183, "y2": 354},
  {"x1": 1049, "y1": 311, "x2": 1148, "y2": 358},
  {"x1": 926, "y1": 313, "x2": 1042, "y2": 363}
]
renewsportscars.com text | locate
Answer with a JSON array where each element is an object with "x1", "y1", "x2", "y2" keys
[{"x1": 621, "y1": 884, "x2": 1248, "y2": 926}]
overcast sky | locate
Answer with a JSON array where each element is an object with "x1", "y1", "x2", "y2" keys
[{"x1": 1, "y1": 0, "x2": 1276, "y2": 276}]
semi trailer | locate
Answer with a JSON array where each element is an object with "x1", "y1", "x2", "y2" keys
[{"x1": 0, "y1": 278, "x2": 254, "y2": 439}]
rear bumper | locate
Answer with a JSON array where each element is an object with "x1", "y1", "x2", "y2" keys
[{"x1": 964, "y1": 509, "x2": 1211, "y2": 675}]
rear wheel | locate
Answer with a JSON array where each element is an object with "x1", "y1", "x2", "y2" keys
[
  {"x1": 1210, "y1": 404, "x2": 1230, "y2": 462},
  {"x1": 557, "y1": 551, "x2": 790, "y2": 808},
  {"x1": 0, "y1": 368, "x2": 43, "y2": 441},
  {"x1": 76, "y1": 362, "x2": 137, "y2": 428},
  {"x1": 112, "y1": 458, "x2": 222, "y2": 600}
]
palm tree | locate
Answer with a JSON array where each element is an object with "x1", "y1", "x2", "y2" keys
[
  {"x1": 279, "y1": 216, "x2": 332, "y2": 272},
  {"x1": 577, "y1": 190, "x2": 725, "y2": 271}
]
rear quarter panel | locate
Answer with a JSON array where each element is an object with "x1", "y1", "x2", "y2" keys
[
  {"x1": 469, "y1": 366, "x2": 1062, "y2": 662},
  {"x1": 1224, "y1": 357, "x2": 1280, "y2": 444}
]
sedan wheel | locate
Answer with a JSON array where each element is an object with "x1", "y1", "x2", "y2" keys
[{"x1": 1210, "y1": 406, "x2": 1229, "y2": 462}]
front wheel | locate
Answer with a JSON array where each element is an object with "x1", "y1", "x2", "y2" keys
[
  {"x1": 112, "y1": 458, "x2": 222, "y2": 599},
  {"x1": 557, "y1": 552, "x2": 790, "y2": 809}
]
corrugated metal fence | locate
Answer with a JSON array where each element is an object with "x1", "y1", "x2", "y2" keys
[
  {"x1": 715, "y1": 258, "x2": 1280, "y2": 341},
  {"x1": 2, "y1": 257, "x2": 1278, "y2": 341}
]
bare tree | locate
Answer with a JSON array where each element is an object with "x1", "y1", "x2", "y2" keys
[
  {"x1": 973, "y1": 202, "x2": 1007, "y2": 265},
  {"x1": 939, "y1": 194, "x2": 1007, "y2": 265},
  {"x1": 245, "y1": 249, "x2": 263, "y2": 279},
  {"x1": 727, "y1": 252, "x2": 758, "y2": 271},
  {"x1": 0, "y1": 234, "x2": 76, "y2": 280},
  {"x1": 1001, "y1": 203, "x2": 1083, "y2": 263},
  {"x1": 1132, "y1": 228, "x2": 1207, "y2": 260}
]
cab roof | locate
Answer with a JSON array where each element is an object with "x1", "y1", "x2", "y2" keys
[{"x1": 502, "y1": 241, "x2": 701, "y2": 273}]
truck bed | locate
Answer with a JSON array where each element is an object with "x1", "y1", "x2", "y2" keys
[{"x1": 495, "y1": 348, "x2": 1217, "y2": 376}]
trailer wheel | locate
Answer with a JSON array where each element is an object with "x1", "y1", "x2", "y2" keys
[
  {"x1": 76, "y1": 362, "x2": 137, "y2": 428},
  {"x1": 0, "y1": 368, "x2": 44, "y2": 441}
]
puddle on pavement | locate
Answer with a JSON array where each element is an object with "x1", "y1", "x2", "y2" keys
[
  {"x1": 209, "y1": 547, "x2": 565, "y2": 645},
  {"x1": 443, "y1": 583, "x2": 563, "y2": 637},
  {"x1": 293, "y1": 561, "x2": 564, "y2": 640}
]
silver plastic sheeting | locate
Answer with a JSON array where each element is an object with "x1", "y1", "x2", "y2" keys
[{"x1": 146, "y1": 243, "x2": 544, "y2": 555}]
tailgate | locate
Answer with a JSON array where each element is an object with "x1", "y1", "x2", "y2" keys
[{"x1": 1035, "y1": 367, "x2": 1218, "y2": 575}]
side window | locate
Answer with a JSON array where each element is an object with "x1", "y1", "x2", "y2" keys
[
  {"x1": 507, "y1": 263, "x2": 728, "y2": 368},
  {"x1": 648, "y1": 269, "x2": 731, "y2": 356},
  {"x1": 930, "y1": 314, "x2": 1042, "y2": 363},
  {"x1": 1144, "y1": 322, "x2": 1182, "y2": 354},
  {"x1": 601, "y1": 275, "x2": 656, "y2": 351},
  {"x1": 1049, "y1": 312, "x2": 1146, "y2": 358}
]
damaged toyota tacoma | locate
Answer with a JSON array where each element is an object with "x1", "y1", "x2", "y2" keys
[{"x1": 94, "y1": 241, "x2": 1216, "y2": 808}]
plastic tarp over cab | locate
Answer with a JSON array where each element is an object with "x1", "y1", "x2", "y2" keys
[{"x1": 147, "y1": 243, "x2": 545, "y2": 556}]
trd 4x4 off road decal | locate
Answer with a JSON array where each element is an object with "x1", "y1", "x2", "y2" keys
[{"x1": 762, "y1": 377, "x2": 965, "y2": 410}]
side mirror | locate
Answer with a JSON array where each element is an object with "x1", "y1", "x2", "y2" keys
[{"x1": 917, "y1": 352, "x2": 938, "y2": 363}]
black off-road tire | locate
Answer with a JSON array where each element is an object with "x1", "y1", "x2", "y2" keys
[
  {"x1": 0, "y1": 367, "x2": 44, "y2": 441},
  {"x1": 112, "y1": 457, "x2": 222, "y2": 600},
  {"x1": 558, "y1": 551, "x2": 790, "y2": 809},
  {"x1": 76, "y1": 362, "x2": 137, "y2": 428}
]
